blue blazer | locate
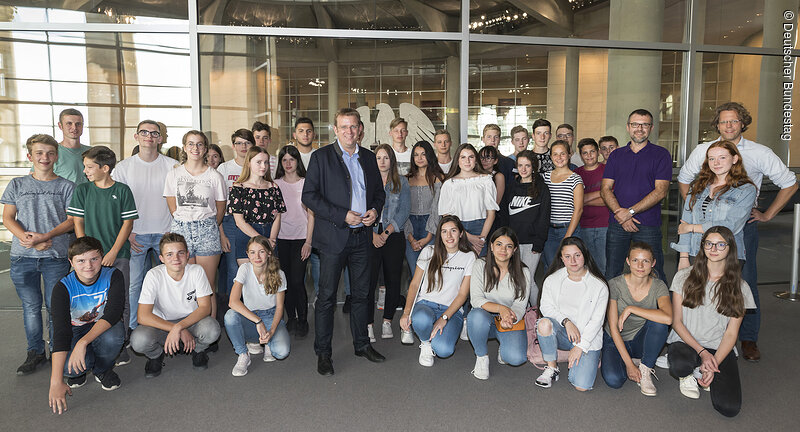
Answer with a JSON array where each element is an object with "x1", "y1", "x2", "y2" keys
[{"x1": 302, "y1": 142, "x2": 385, "y2": 254}]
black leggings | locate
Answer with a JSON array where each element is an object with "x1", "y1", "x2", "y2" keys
[
  {"x1": 668, "y1": 342, "x2": 741, "y2": 417},
  {"x1": 277, "y1": 238, "x2": 309, "y2": 322},
  {"x1": 367, "y1": 232, "x2": 405, "y2": 324}
]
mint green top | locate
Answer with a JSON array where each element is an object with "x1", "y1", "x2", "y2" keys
[{"x1": 54, "y1": 144, "x2": 91, "y2": 185}]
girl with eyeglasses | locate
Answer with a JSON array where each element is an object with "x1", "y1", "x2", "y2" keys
[
  {"x1": 666, "y1": 226, "x2": 755, "y2": 417},
  {"x1": 671, "y1": 141, "x2": 756, "y2": 269}
]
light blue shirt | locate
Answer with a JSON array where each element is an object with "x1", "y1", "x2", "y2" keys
[{"x1": 337, "y1": 141, "x2": 367, "y2": 227}]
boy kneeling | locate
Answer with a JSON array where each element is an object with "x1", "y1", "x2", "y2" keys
[
  {"x1": 49, "y1": 237, "x2": 126, "y2": 414},
  {"x1": 130, "y1": 233, "x2": 220, "y2": 377}
]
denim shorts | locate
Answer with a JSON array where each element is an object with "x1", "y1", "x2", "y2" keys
[{"x1": 170, "y1": 217, "x2": 222, "y2": 257}]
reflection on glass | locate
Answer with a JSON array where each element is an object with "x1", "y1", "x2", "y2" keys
[{"x1": 1, "y1": 2, "x2": 188, "y2": 23}]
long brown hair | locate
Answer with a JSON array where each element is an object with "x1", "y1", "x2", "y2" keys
[
  {"x1": 515, "y1": 150, "x2": 541, "y2": 199},
  {"x1": 407, "y1": 140, "x2": 444, "y2": 190},
  {"x1": 236, "y1": 146, "x2": 273, "y2": 185},
  {"x1": 375, "y1": 143, "x2": 401, "y2": 194},
  {"x1": 246, "y1": 236, "x2": 282, "y2": 295},
  {"x1": 445, "y1": 143, "x2": 487, "y2": 181},
  {"x1": 426, "y1": 215, "x2": 474, "y2": 293},
  {"x1": 688, "y1": 141, "x2": 754, "y2": 210},
  {"x1": 681, "y1": 226, "x2": 745, "y2": 317},
  {"x1": 482, "y1": 227, "x2": 527, "y2": 301}
]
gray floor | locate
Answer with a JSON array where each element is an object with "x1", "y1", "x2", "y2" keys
[{"x1": 1, "y1": 283, "x2": 799, "y2": 431}]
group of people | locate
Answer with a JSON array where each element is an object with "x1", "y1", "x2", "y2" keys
[{"x1": 3, "y1": 102, "x2": 795, "y2": 418}]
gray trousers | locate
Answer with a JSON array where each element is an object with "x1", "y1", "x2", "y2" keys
[{"x1": 130, "y1": 316, "x2": 220, "y2": 359}]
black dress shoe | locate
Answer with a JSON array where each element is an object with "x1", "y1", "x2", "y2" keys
[
  {"x1": 286, "y1": 318, "x2": 297, "y2": 335},
  {"x1": 355, "y1": 345, "x2": 385, "y2": 363},
  {"x1": 295, "y1": 320, "x2": 309, "y2": 338},
  {"x1": 317, "y1": 355, "x2": 334, "y2": 376},
  {"x1": 342, "y1": 295, "x2": 352, "y2": 313}
]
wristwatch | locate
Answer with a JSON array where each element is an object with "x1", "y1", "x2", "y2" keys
[
  {"x1": 628, "y1": 208, "x2": 636, "y2": 216},
  {"x1": 561, "y1": 317, "x2": 570, "y2": 327},
  {"x1": 441, "y1": 314, "x2": 449, "y2": 321}
]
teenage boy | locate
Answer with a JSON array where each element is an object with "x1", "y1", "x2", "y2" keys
[
  {"x1": 574, "y1": 138, "x2": 609, "y2": 274},
  {"x1": 293, "y1": 117, "x2": 316, "y2": 169},
  {"x1": 130, "y1": 233, "x2": 221, "y2": 377},
  {"x1": 389, "y1": 117, "x2": 412, "y2": 175},
  {"x1": 48, "y1": 237, "x2": 126, "y2": 414},
  {"x1": 3, "y1": 134, "x2": 75, "y2": 375},
  {"x1": 598, "y1": 135, "x2": 620, "y2": 162},
  {"x1": 112, "y1": 120, "x2": 177, "y2": 354},
  {"x1": 555, "y1": 123, "x2": 581, "y2": 168},
  {"x1": 67, "y1": 145, "x2": 138, "y2": 357},
  {"x1": 54, "y1": 108, "x2": 91, "y2": 185},
  {"x1": 531, "y1": 119, "x2": 555, "y2": 173},
  {"x1": 509, "y1": 125, "x2": 531, "y2": 161},
  {"x1": 433, "y1": 129, "x2": 453, "y2": 174}
]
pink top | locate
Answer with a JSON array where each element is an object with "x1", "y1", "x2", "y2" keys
[{"x1": 275, "y1": 177, "x2": 308, "y2": 240}]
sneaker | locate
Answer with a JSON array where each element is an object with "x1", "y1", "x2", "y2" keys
[
  {"x1": 296, "y1": 320, "x2": 310, "y2": 338},
  {"x1": 342, "y1": 295, "x2": 352, "y2": 313},
  {"x1": 232, "y1": 353, "x2": 251, "y2": 376},
  {"x1": 535, "y1": 366, "x2": 560, "y2": 388},
  {"x1": 367, "y1": 324, "x2": 376, "y2": 343},
  {"x1": 286, "y1": 318, "x2": 297, "y2": 335},
  {"x1": 95, "y1": 370, "x2": 121, "y2": 391},
  {"x1": 418, "y1": 342, "x2": 434, "y2": 367},
  {"x1": 497, "y1": 351, "x2": 507, "y2": 365},
  {"x1": 207, "y1": 341, "x2": 219, "y2": 353},
  {"x1": 67, "y1": 373, "x2": 87, "y2": 389},
  {"x1": 115, "y1": 347, "x2": 131, "y2": 366},
  {"x1": 16, "y1": 350, "x2": 47, "y2": 376},
  {"x1": 693, "y1": 366, "x2": 702, "y2": 379},
  {"x1": 263, "y1": 345, "x2": 276, "y2": 362},
  {"x1": 144, "y1": 353, "x2": 165, "y2": 378},
  {"x1": 247, "y1": 342, "x2": 264, "y2": 355},
  {"x1": 638, "y1": 363, "x2": 658, "y2": 396},
  {"x1": 460, "y1": 318, "x2": 469, "y2": 341},
  {"x1": 679, "y1": 375, "x2": 700, "y2": 399},
  {"x1": 400, "y1": 329, "x2": 414, "y2": 345},
  {"x1": 381, "y1": 321, "x2": 393, "y2": 339},
  {"x1": 471, "y1": 355, "x2": 490, "y2": 380},
  {"x1": 192, "y1": 350, "x2": 209, "y2": 370},
  {"x1": 655, "y1": 353, "x2": 669, "y2": 369}
]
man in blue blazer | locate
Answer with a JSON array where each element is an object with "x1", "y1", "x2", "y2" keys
[{"x1": 302, "y1": 108, "x2": 386, "y2": 376}]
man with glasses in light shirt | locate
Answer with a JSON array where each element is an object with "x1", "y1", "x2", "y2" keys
[
  {"x1": 556, "y1": 123, "x2": 581, "y2": 168},
  {"x1": 678, "y1": 102, "x2": 798, "y2": 362}
]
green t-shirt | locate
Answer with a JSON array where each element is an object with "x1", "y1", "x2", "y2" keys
[
  {"x1": 67, "y1": 181, "x2": 138, "y2": 259},
  {"x1": 54, "y1": 144, "x2": 91, "y2": 185},
  {"x1": 604, "y1": 275, "x2": 669, "y2": 341}
]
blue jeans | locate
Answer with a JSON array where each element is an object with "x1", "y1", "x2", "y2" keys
[
  {"x1": 10, "y1": 256, "x2": 71, "y2": 353},
  {"x1": 740, "y1": 221, "x2": 759, "y2": 341},
  {"x1": 600, "y1": 320, "x2": 669, "y2": 388},
  {"x1": 580, "y1": 226, "x2": 607, "y2": 277},
  {"x1": 605, "y1": 222, "x2": 666, "y2": 282},
  {"x1": 542, "y1": 224, "x2": 582, "y2": 271},
  {"x1": 309, "y1": 250, "x2": 350, "y2": 297},
  {"x1": 224, "y1": 308, "x2": 290, "y2": 357},
  {"x1": 233, "y1": 221, "x2": 270, "y2": 260},
  {"x1": 536, "y1": 317, "x2": 602, "y2": 390},
  {"x1": 410, "y1": 300, "x2": 463, "y2": 358},
  {"x1": 63, "y1": 321, "x2": 125, "y2": 377},
  {"x1": 462, "y1": 218, "x2": 487, "y2": 257},
  {"x1": 405, "y1": 214, "x2": 430, "y2": 275},
  {"x1": 128, "y1": 233, "x2": 163, "y2": 329},
  {"x1": 467, "y1": 308, "x2": 527, "y2": 366},
  {"x1": 220, "y1": 215, "x2": 240, "y2": 297}
]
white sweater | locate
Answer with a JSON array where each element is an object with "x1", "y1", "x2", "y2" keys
[{"x1": 540, "y1": 267, "x2": 608, "y2": 352}]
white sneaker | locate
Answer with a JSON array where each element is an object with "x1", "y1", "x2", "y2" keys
[
  {"x1": 655, "y1": 353, "x2": 669, "y2": 369},
  {"x1": 400, "y1": 329, "x2": 414, "y2": 345},
  {"x1": 367, "y1": 324, "x2": 376, "y2": 343},
  {"x1": 679, "y1": 375, "x2": 700, "y2": 399},
  {"x1": 638, "y1": 363, "x2": 658, "y2": 396},
  {"x1": 471, "y1": 355, "x2": 489, "y2": 380},
  {"x1": 693, "y1": 366, "x2": 702, "y2": 379},
  {"x1": 497, "y1": 351, "x2": 507, "y2": 365},
  {"x1": 263, "y1": 345, "x2": 276, "y2": 362},
  {"x1": 247, "y1": 342, "x2": 264, "y2": 355},
  {"x1": 535, "y1": 366, "x2": 560, "y2": 388},
  {"x1": 460, "y1": 318, "x2": 469, "y2": 341},
  {"x1": 232, "y1": 352, "x2": 251, "y2": 377},
  {"x1": 418, "y1": 341, "x2": 434, "y2": 367},
  {"x1": 381, "y1": 321, "x2": 393, "y2": 339}
]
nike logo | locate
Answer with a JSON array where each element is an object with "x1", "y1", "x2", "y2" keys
[{"x1": 508, "y1": 196, "x2": 540, "y2": 215}]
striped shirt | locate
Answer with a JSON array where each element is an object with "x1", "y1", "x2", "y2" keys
[{"x1": 543, "y1": 171, "x2": 583, "y2": 224}]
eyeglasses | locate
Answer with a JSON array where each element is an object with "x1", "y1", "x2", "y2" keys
[
  {"x1": 718, "y1": 119, "x2": 741, "y2": 126},
  {"x1": 186, "y1": 142, "x2": 206, "y2": 148},
  {"x1": 233, "y1": 140, "x2": 252, "y2": 146},
  {"x1": 137, "y1": 130, "x2": 161, "y2": 138},
  {"x1": 480, "y1": 155, "x2": 496, "y2": 160},
  {"x1": 556, "y1": 133, "x2": 573, "y2": 139},
  {"x1": 628, "y1": 122, "x2": 652, "y2": 129},
  {"x1": 702, "y1": 241, "x2": 728, "y2": 251}
]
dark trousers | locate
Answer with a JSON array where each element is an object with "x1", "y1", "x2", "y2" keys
[
  {"x1": 277, "y1": 238, "x2": 309, "y2": 322},
  {"x1": 740, "y1": 221, "x2": 759, "y2": 341},
  {"x1": 314, "y1": 229, "x2": 372, "y2": 356},
  {"x1": 367, "y1": 232, "x2": 405, "y2": 324},
  {"x1": 668, "y1": 342, "x2": 741, "y2": 417},
  {"x1": 63, "y1": 321, "x2": 125, "y2": 377},
  {"x1": 601, "y1": 320, "x2": 669, "y2": 388},
  {"x1": 605, "y1": 222, "x2": 666, "y2": 283}
]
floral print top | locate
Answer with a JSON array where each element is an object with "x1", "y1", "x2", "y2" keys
[{"x1": 226, "y1": 185, "x2": 287, "y2": 223}]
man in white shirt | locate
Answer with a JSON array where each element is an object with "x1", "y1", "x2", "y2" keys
[
  {"x1": 389, "y1": 117, "x2": 412, "y2": 175},
  {"x1": 678, "y1": 102, "x2": 798, "y2": 362},
  {"x1": 130, "y1": 233, "x2": 221, "y2": 378},
  {"x1": 434, "y1": 129, "x2": 453, "y2": 174},
  {"x1": 293, "y1": 117, "x2": 316, "y2": 169}
]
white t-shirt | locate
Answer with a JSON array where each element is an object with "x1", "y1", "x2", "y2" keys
[
  {"x1": 234, "y1": 262, "x2": 287, "y2": 311},
  {"x1": 439, "y1": 160, "x2": 453, "y2": 175},
  {"x1": 216, "y1": 159, "x2": 244, "y2": 191},
  {"x1": 394, "y1": 147, "x2": 412, "y2": 176},
  {"x1": 298, "y1": 148, "x2": 315, "y2": 171},
  {"x1": 163, "y1": 165, "x2": 227, "y2": 222},
  {"x1": 556, "y1": 278, "x2": 585, "y2": 320},
  {"x1": 139, "y1": 264, "x2": 213, "y2": 321},
  {"x1": 438, "y1": 175, "x2": 499, "y2": 222},
  {"x1": 112, "y1": 153, "x2": 178, "y2": 234},
  {"x1": 414, "y1": 245, "x2": 476, "y2": 307}
]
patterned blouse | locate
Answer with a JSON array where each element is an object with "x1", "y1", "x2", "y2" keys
[{"x1": 226, "y1": 185, "x2": 287, "y2": 223}]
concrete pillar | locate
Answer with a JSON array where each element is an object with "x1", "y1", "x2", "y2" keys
[
  {"x1": 564, "y1": 47, "x2": 579, "y2": 130},
  {"x1": 0, "y1": 7, "x2": 22, "y2": 164},
  {"x1": 327, "y1": 60, "x2": 339, "y2": 137},
  {"x1": 445, "y1": 55, "x2": 460, "y2": 146},
  {"x1": 606, "y1": 0, "x2": 664, "y2": 144}
]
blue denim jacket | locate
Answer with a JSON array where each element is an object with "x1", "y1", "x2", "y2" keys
[
  {"x1": 670, "y1": 183, "x2": 756, "y2": 260},
  {"x1": 374, "y1": 175, "x2": 411, "y2": 234}
]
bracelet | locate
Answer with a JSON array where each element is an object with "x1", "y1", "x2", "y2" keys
[
  {"x1": 561, "y1": 317, "x2": 570, "y2": 327},
  {"x1": 255, "y1": 319, "x2": 263, "y2": 325},
  {"x1": 698, "y1": 347, "x2": 707, "y2": 355}
]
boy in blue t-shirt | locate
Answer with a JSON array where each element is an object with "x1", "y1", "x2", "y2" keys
[
  {"x1": 48, "y1": 237, "x2": 126, "y2": 414},
  {"x1": 2, "y1": 134, "x2": 75, "y2": 376}
]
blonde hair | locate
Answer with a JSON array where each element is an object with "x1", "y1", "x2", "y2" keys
[
  {"x1": 246, "y1": 236, "x2": 282, "y2": 295},
  {"x1": 236, "y1": 146, "x2": 273, "y2": 184}
]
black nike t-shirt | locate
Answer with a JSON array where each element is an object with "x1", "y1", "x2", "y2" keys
[{"x1": 505, "y1": 178, "x2": 551, "y2": 252}]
